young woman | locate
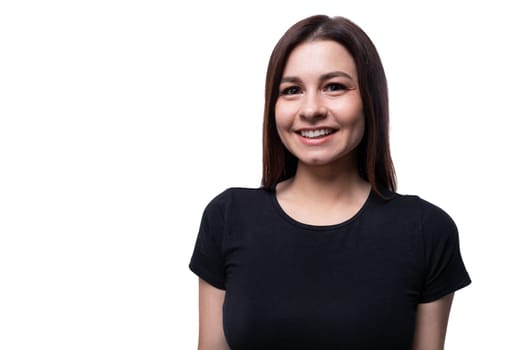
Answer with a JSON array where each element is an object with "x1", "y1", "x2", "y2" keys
[{"x1": 189, "y1": 15, "x2": 471, "y2": 350}]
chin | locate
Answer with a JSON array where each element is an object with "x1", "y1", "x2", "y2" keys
[
  {"x1": 300, "y1": 158, "x2": 338, "y2": 166},
  {"x1": 298, "y1": 153, "x2": 354, "y2": 168}
]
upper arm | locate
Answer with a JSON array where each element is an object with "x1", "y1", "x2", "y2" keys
[
  {"x1": 198, "y1": 278, "x2": 230, "y2": 350},
  {"x1": 412, "y1": 293, "x2": 454, "y2": 350}
]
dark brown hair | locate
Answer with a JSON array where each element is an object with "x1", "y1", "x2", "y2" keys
[{"x1": 261, "y1": 15, "x2": 396, "y2": 196}]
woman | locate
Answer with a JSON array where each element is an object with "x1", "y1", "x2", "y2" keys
[{"x1": 189, "y1": 15, "x2": 471, "y2": 350}]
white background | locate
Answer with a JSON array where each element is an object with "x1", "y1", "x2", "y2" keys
[{"x1": 1, "y1": 0, "x2": 524, "y2": 349}]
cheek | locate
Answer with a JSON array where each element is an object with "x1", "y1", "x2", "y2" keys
[
  {"x1": 333, "y1": 97, "x2": 363, "y2": 117},
  {"x1": 337, "y1": 102, "x2": 365, "y2": 142},
  {"x1": 355, "y1": 115, "x2": 366, "y2": 142},
  {"x1": 274, "y1": 101, "x2": 295, "y2": 129},
  {"x1": 348, "y1": 115, "x2": 366, "y2": 152}
]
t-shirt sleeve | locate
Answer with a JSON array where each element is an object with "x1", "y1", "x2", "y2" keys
[
  {"x1": 189, "y1": 192, "x2": 228, "y2": 290},
  {"x1": 419, "y1": 201, "x2": 471, "y2": 303}
]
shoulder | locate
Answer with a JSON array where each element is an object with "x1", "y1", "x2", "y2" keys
[
  {"x1": 204, "y1": 186, "x2": 271, "y2": 214},
  {"x1": 381, "y1": 191, "x2": 453, "y2": 220},
  {"x1": 387, "y1": 192, "x2": 459, "y2": 242},
  {"x1": 207, "y1": 186, "x2": 269, "y2": 204},
  {"x1": 404, "y1": 194, "x2": 455, "y2": 228},
  {"x1": 372, "y1": 190, "x2": 457, "y2": 235},
  {"x1": 200, "y1": 187, "x2": 274, "y2": 236}
]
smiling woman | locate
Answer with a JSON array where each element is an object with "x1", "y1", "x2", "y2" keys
[
  {"x1": 189, "y1": 14, "x2": 471, "y2": 350},
  {"x1": 274, "y1": 40, "x2": 365, "y2": 170}
]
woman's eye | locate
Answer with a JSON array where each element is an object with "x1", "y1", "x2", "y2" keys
[
  {"x1": 324, "y1": 83, "x2": 348, "y2": 92},
  {"x1": 281, "y1": 86, "x2": 301, "y2": 95}
]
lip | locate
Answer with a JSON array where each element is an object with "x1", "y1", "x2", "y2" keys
[
  {"x1": 295, "y1": 126, "x2": 338, "y2": 135},
  {"x1": 294, "y1": 127, "x2": 338, "y2": 145}
]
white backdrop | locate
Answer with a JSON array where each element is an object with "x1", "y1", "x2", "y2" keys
[{"x1": 1, "y1": 0, "x2": 524, "y2": 349}]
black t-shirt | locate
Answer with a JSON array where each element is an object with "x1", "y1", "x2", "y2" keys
[{"x1": 189, "y1": 187, "x2": 471, "y2": 350}]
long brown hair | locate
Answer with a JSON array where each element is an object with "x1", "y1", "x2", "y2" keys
[{"x1": 261, "y1": 15, "x2": 396, "y2": 196}]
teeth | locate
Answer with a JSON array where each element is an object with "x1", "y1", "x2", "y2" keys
[{"x1": 300, "y1": 129, "x2": 333, "y2": 138}]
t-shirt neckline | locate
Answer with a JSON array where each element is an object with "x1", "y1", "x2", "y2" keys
[{"x1": 269, "y1": 186, "x2": 375, "y2": 232}]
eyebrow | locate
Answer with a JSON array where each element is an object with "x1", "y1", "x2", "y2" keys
[{"x1": 280, "y1": 71, "x2": 355, "y2": 84}]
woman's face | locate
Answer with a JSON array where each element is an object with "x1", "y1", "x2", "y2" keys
[{"x1": 275, "y1": 40, "x2": 365, "y2": 168}]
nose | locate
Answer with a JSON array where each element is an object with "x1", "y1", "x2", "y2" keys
[{"x1": 299, "y1": 92, "x2": 327, "y2": 121}]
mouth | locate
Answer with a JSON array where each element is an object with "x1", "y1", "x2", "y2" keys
[{"x1": 297, "y1": 128, "x2": 336, "y2": 139}]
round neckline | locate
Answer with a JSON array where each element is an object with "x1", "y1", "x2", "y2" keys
[{"x1": 269, "y1": 186, "x2": 375, "y2": 231}]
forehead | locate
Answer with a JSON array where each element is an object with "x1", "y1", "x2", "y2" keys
[{"x1": 283, "y1": 40, "x2": 357, "y2": 77}]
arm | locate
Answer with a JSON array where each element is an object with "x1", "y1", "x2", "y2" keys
[
  {"x1": 412, "y1": 293, "x2": 454, "y2": 350},
  {"x1": 198, "y1": 278, "x2": 230, "y2": 350}
]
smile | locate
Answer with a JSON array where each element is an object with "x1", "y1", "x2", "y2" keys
[{"x1": 298, "y1": 128, "x2": 336, "y2": 139}]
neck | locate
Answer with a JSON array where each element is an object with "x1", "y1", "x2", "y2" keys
[{"x1": 281, "y1": 158, "x2": 370, "y2": 204}]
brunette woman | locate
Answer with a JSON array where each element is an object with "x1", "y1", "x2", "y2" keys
[{"x1": 190, "y1": 14, "x2": 471, "y2": 350}]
